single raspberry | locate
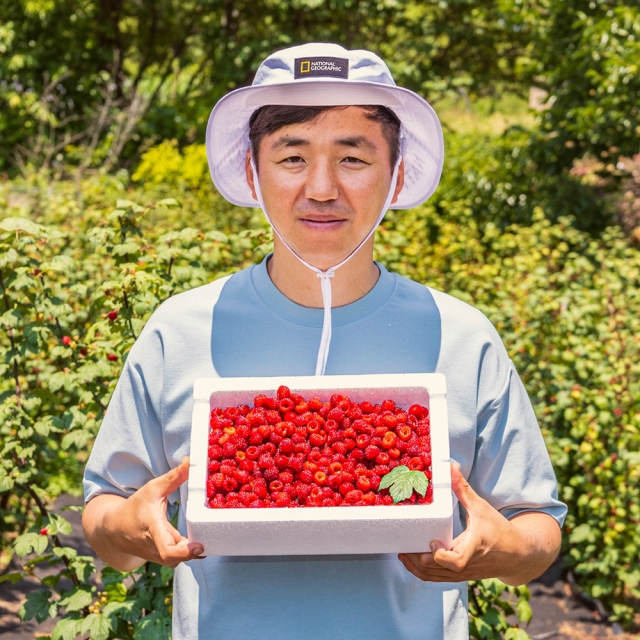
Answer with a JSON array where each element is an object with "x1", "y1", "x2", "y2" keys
[
  {"x1": 277, "y1": 385, "x2": 291, "y2": 399},
  {"x1": 263, "y1": 466, "x2": 279, "y2": 482},
  {"x1": 356, "y1": 476, "x2": 372, "y2": 492},
  {"x1": 269, "y1": 480, "x2": 284, "y2": 492},
  {"x1": 107, "y1": 310, "x2": 118, "y2": 321},
  {"x1": 408, "y1": 404, "x2": 428, "y2": 419},
  {"x1": 246, "y1": 446, "x2": 260, "y2": 460},
  {"x1": 299, "y1": 469, "x2": 314, "y2": 484},
  {"x1": 295, "y1": 401, "x2": 309, "y2": 414},
  {"x1": 254, "y1": 483, "x2": 268, "y2": 499},
  {"x1": 40, "y1": 527, "x2": 48, "y2": 535},
  {"x1": 313, "y1": 471, "x2": 327, "y2": 486},
  {"x1": 408, "y1": 457, "x2": 423, "y2": 471},
  {"x1": 274, "y1": 454, "x2": 289, "y2": 469},
  {"x1": 421, "y1": 452, "x2": 432, "y2": 467},
  {"x1": 381, "y1": 399, "x2": 396, "y2": 413},
  {"x1": 359, "y1": 401, "x2": 374, "y2": 414},
  {"x1": 369, "y1": 475, "x2": 381, "y2": 490},
  {"x1": 381, "y1": 431, "x2": 397, "y2": 449},
  {"x1": 309, "y1": 432, "x2": 327, "y2": 447},
  {"x1": 288, "y1": 456, "x2": 304, "y2": 472},
  {"x1": 262, "y1": 442, "x2": 277, "y2": 456},
  {"x1": 296, "y1": 483, "x2": 312, "y2": 499},
  {"x1": 107, "y1": 353, "x2": 117, "y2": 361},
  {"x1": 279, "y1": 470, "x2": 294, "y2": 484},
  {"x1": 364, "y1": 445, "x2": 380, "y2": 460},
  {"x1": 374, "y1": 464, "x2": 390, "y2": 476},
  {"x1": 332, "y1": 441, "x2": 347, "y2": 455},
  {"x1": 339, "y1": 482, "x2": 355, "y2": 496},
  {"x1": 382, "y1": 414, "x2": 397, "y2": 428},
  {"x1": 397, "y1": 426, "x2": 412, "y2": 441},
  {"x1": 375, "y1": 452, "x2": 391, "y2": 466},
  {"x1": 355, "y1": 434, "x2": 371, "y2": 449},
  {"x1": 223, "y1": 477, "x2": 238, "y2": 492},
  {"x1": 345, "y1": 489, "x2": 363, "y2": 504},
  {"x1": 349, "y1": 448, "x2": 364, "y2": 462}
]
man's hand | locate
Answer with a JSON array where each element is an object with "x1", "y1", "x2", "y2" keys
[
  {"x1": 83, "y1": 457, "x2": 204, "y2": 572},
  {"x1": 398, "y1": 462, "x2": 561, "y2": 586}
]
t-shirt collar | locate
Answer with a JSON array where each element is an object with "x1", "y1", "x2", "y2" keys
[{"x1": 250, "y1": 255, "x2": 395, "y2": 328}]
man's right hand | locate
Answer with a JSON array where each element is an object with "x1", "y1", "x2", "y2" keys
[{"x1": 82, "y1": 456, "x2": 204, "y2": 571}]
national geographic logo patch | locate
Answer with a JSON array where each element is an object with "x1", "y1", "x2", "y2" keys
[{"x1": 294, "y1": 57, "x2": 349, "y2": 80}]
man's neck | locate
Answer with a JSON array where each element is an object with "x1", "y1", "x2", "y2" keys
[{"x1": 266, "y1": 238, "x2": 380, "y2": 309}]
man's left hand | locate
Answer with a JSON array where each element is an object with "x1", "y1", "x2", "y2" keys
[{"x1": 398, "y1": 462, "x2": 561, "y2": 586}]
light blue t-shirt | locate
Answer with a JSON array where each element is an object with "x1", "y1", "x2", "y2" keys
[{"x1": 84, "y1": 258, "x2": 566, "y2": 640}]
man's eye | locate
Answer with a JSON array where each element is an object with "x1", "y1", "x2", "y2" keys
[
  {"x1": 281, "y1": 156, "x2": 305, "y2": 164},
  {"x1": 342, "y1": 156, "x2": 365, "y2": 164}
]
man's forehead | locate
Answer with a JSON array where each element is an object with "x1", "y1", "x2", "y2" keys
[{"x1": 270, "y1": 133, "x2": 379, "y2": 151}]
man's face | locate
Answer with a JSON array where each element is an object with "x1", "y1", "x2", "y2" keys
[{"x1": 246, "y1": 106, "x2": 404, "y2": 271}]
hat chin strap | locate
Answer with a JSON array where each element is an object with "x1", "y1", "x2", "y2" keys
[{"x1": 250, "y1": 158, "x2": 401, "y2": 376}]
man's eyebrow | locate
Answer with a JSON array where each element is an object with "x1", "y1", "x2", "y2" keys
[
  {"x1": 335, "y1": 135, "x2": 377, "y2": 151},
  {"x1": 271, "y1": 135, "x2": 309, "y2": 149}
]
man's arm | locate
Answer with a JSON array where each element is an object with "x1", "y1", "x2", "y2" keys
[
  {"x1": 398, "y1": 463, "x2": 561, "y2": 586},
  {"x1": 82, "y1": 457, "x2": 204, "y2": 571}
]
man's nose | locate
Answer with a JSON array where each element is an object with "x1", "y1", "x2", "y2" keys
[{"x1": 304, "y1": 161, "x2": 339, "y2": 202}]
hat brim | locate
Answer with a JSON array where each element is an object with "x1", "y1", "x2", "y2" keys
[{"x1": 206, "y1": 80, "x2": 444, "y2": 210}]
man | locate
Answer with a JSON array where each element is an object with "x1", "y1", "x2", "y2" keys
[{"x1": 83, "y1": 43, "x2": 566, "y2": 639}]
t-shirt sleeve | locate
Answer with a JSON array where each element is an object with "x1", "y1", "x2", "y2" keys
[
  {"x1": 468, "y1": 356, "x2": 567, "y2": 528},
  {"x1": 82, "y1": 317, "x2": 176, "y2": 510}
]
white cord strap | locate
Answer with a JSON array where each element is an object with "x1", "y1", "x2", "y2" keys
[{"x1": 251, "y1": 158, "x2": 400, "y2": 376}]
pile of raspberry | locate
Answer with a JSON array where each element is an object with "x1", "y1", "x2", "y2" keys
[{"x1": 206, "y1": 386, "x2": 432, "y2": 509}]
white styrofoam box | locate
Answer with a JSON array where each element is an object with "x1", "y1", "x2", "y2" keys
[{"x1": 187, "y1": 373, "x2": 452, "y2": 556}]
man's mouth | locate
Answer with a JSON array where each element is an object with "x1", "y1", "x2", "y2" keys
[{"x1": 299, "y1": 216, "x2": 347, "y2": 231}]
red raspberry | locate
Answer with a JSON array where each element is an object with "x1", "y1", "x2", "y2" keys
[
  {"x1": 388, "y1": 447, "x2": 401, "y2": 460},
  {"x1": 382, "y1": 414, "x2": 397, "y2": 428},
  {"x1": 375, "y1": 452, "x2": 391, "y2": 466},
  {"x1": 356, "y1": 476, "x2": 372, "y2": 492},
  {"x1": 355, "y1": 434, "x2": 370, "y2": 449},
  {"x1": 308, "y1": 397, "x2": 323, "y2": 411},
  {"x1": 369, "y1": 475, "x2": 381, "y2": 490},
  {"x1": 309, "y1": 432, "x2": 327, "y2": 447},
  {"x1": 254, "y1": 483, "x2": 268, "y2": 499},
  {"x1": 381, "y1": 399, "x2": 396, "y2": 413},
  {"x1": 345, "y1": 489, "x2": 363, "y2": 504},
  {"x1": 350, "y1": 448, "x2": 364, "y2": 462},
  {"x1": 263, "y1": 466, "x2": 279, "y2": 482},
  {"x1": 332, "y1": 441, "x2": 347, "y2": 455},
  {"x1": 269, "y1": 480, "x2": 284, "y2": 492},
  {"x1": 381, "y1": 431, "x2": 397, "y2": 449},
  {"x1": 279, "y1": 470, "x2": 294, "y2": 484},
  {"x1": 359, "y1": 401, "x2": 374, "y2": 414},
  {"x1": 274, "y1": 454, "x2": 289, "y2": 469},
  {"x1": 246, "y1": 446, "x2": 260, "y2": 460},
  {"x1": 408, "y1": 404, "x2": 428, "y2": 419},
  {"x1": 258, "y1": 454, "x2": 274, "y2": 470},
  {"x1": 299, "y1": 469, "x2": 314, "y2": 484},
  {"x1": 107, "y1": 310, "x2": 118, "y2": 321},
  {"x1": 421, "y1": 452, "x2": 432, "y2": 467},
  {"x1": 208, "y1": 444, "x2": 223, "y2": 460},
  {"x1": 408, "y1": 457, "x2": 423, "y2": 471},
  {"x1": 295, "y1": 401, "x2": 309, "y2": 414},
  {"x1": 288, "y1": 456, "x2": 304, "y2": 473},
  {"x1": 277, "y1": 385, "x2": 291, "y2": 399},
  {"x1": 208, "y1": 460, "x2": 221, "y2": 473},
  {"x1": 262, "y1": 442, "x2": 277, "y2": 456},
  {"x1": 278, "y1": 398, "x2": 295, "y2": 415},
  {"x1": 223, "y1": 477, "x2": 239, "y2": 492},
  {"x1": 374, "y1": 464, "x2": 390, "y2": 476},
  {"x1": 364, "y1": 445, "x2": 380, "y2": 460},
  {"x1": 296, "y1": 483, "x2": 312, "y2": 499},
  {"x1": 313, "y1": 471, "x2": 327, "y2": 486},
  {"x1": 339, "y1": 482, "x2": 354, "y2": 496}
]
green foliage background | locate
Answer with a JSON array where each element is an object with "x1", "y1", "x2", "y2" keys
[{"x1": 1, "y1": 0, "x2": 640, "y2": 638}]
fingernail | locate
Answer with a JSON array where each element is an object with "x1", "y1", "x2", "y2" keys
[
  {"x1": 191, "y1": 545, "x2": 204, "y2": 556},
  {"x1": 430, "y1": 541, "x2": 437, "y2": 552}
]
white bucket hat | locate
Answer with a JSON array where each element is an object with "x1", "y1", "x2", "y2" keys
[
  {"x1": 206, "y1": 42, "x2": 444, "y2": 209},
  {"x1": 206, "y1": 43, "x2": 445, "y2": 376}
]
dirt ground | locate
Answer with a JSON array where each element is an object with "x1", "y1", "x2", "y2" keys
[{"x1": 1, "y1": 498, "x2": 636, "y2": 639}]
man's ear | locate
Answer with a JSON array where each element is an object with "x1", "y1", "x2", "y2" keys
[
  {"x1": 390, "y1": 159, "x2": 405, "y2": 206},
  {"x1": 245, "y1": 150, "x2": 258, "y2": 201}
]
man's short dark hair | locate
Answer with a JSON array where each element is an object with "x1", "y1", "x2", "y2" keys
[{"x1": 248, "y1": 105, "x2": 401, "y2": 170}]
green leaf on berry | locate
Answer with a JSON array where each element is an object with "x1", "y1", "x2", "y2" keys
[{"x1": 378, "y1": 466, "x2": 429, "y2": 504}]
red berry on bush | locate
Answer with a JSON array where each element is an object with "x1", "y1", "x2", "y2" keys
[
  {"x1": 107, "y1": 310, "x2": 118, "y2": 321},
  {"x1": 40, "y1": 528, "x2": 48, "y2": 535},
  {"x1": 62, "y1": 336, "x2": 71, "y2": 345},
  {"x1": 107, "y1": 353, "x2": 117, "y2": 361}
]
